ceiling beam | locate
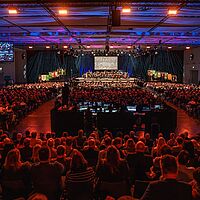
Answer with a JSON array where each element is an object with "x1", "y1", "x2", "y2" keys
[
  {"x1": 41, "y1": 3, "x2": 84, "y2": 48},
  {"x1": 0, "y1": 0, "x2": 199, "y2": 4},
  {"x1": 2, "y1": 15, "x2": 200, "y2": 18},
  {"x1": 0, "y1": 16, "x2": 51, "y2": 43},
  {"x1": 0, "y1": 31, "x2": 199, "y2": 37},
  {"x1": 1, "y1": 24, "x2": 200, "y2": 28},
  {"x1": 133, "y1": 2, "x2": 187, "y2": 44}
]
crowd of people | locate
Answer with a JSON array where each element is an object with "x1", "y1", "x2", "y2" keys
[
  {"x1": 69, "y1": 87, "x2": 163, "y2": 107},
  {"x1": 0, "y1": 129, "x2": 200, "y2": 200},
  {"x1": 82, "y1": 71, "x2": 129, "y2": 79},
  {"x1": 77, "y1": 81, "x2": 138, "y2": 89},
  {"x1": 146, "y1": 82, "x2": 200, "y2": 119},
  {"x1": 0, "y1": 82, "x2": 63, "y2": 130}
]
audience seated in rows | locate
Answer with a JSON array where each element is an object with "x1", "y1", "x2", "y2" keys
[{"x1": 0, "y1": 128, "x2": 200, "y2": 199}]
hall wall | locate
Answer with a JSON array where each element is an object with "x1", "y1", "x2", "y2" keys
[
  {"x1": 184, "y1": 47, "x2": 200, "y2": 84},
  {"x1": 0, "y1": 48, "x2": 27, "y2": 85}
]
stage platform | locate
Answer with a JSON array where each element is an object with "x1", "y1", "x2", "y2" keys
[{"x1": 51, "y1": 105, "x2": 177, "y2": 138}]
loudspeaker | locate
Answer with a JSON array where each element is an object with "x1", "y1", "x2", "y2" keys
[{"x1": 112, "y1": 10, "x2": 120, "y2": 26}]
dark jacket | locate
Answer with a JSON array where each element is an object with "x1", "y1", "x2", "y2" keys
[
  {"x1": 127, "y1": 152, "x2": 153, "y2": 182},
  {"x1": 31, "y1": 161, "x2": 64, "y2": 200},
  {"x1": 140, "y1": 179, "x2": 192, "y2": 200}
]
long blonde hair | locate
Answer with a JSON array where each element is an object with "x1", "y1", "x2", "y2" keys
[
  {"x1": 4, "y1": 148, "x2": 22, "y2": 170},
  {"x1": 106, "y1": 145, "x2": 121, "y2": 174},
  {"x1": 32, "y1": 144, "x2": 41, "y2": 163}
]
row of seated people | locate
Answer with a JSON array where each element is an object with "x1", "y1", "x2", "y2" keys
[
  {"x1": 69, "y1": 87, "x2": 162, "y2": 107},
  {"x1": 146, "y1": 82, "x2": 200, "y2": 119},
  {"x1": 82, "y1": 71, "x2": 129, "y2": 79},
  {"x1": 0, "y1": 129, "x2": 200, "y2": 200},
  {"x1": 77, "y1": 81, "x2": 137, "y2": 89},
  {"x1": 0, "y1": 82, "x2": 63, "y2": 130}
]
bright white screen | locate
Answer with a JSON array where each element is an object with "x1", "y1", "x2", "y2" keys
[{"x1": 94, "y1": 56, "x2": 118, "y2": 70}]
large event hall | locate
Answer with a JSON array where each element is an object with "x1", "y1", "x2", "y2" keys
[{"x1": 0, "y1": 0, "x2": 200, "y2": 200}]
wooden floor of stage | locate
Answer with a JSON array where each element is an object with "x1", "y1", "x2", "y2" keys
[{"x1": 15, "y1": 99, "x2": 200, "y2": 138}]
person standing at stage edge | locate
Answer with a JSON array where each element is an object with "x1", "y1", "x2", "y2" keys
[{"x1": 62, "y1": 82, "x2": 70, "y2": 107}]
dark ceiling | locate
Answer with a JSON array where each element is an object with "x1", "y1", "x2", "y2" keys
[{"x1": 0, "y1": 0, "x2": 200, "y2": 49}]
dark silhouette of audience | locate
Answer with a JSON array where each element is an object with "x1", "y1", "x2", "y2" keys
[{"x1": 0, "y1": 128, "x2": 200, "y2": 200}]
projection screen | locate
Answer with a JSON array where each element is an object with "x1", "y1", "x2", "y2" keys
[{"x1": 94, "y1": 56, "x2": 118, "y2": 70}]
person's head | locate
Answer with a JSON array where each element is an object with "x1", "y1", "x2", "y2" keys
[
  {"x1": 88, "y1": 138, "x2": 96, "y2": 149},
  {"x1": 54, "y1": 138, "x2": 61, "y2": 148},
  {"x1": 159, "y1": 144, "x2": 172, "y2": 156},
  {"x1": 176, "y1": 136, "x2": 184, "y2": 145},
  {"x1": 158, "y1": 132, "x2": 164, "y2": 138},
  {"x1": 104, "y1": 136, "x2": 112, "y2": 147},
  {"x1": 129, "y1": 131, "x2": 136, "y2": 138},
  {"x1": 70, "y1": 150, "x2": 87, "y2": 171},
  {"x1": 31, "y1": 132, "x2": 37, "y2": 139},
  {"x1": 78, "y1": 129, "x2": 84, "y2": 137},
  {"x1": 170, "y1": 133, "x2": 176, "y2": 139},
  {"x1": 25, "y1": 130, "x2": 31, "y2": 138},
  {"x1": 46, "y1": 133, "x2": 51, "y2": 139},
  {"x1": 193, "y1": 167, "x2": 200, "y2": 184},
  {"x1": 106, "y1": 145, "x2": 121, "y2": 166},
  {"x1": 4, "y1": 148, "x2": 22, "y2": 170},
  {"x1": 126, "y1": 138, "x2": 135, "y2": 152},
  {"x1": 66, "y1": 136, "x2": 73, "y2": 147},
  {"x1": 47, "y1": 138, "x2": 54, "y2": 148},
  {"x1": 38, "y1": 146, "x2": 50, "y2": 162},
  {"x1": 23, "y1": 138, "x2": 31, "y2": 147},
  {"x1": 124, "y1": 134, "x2": 130, "y2": 142},
  {"x1": 157, "y1": 137, "x2": 166, "y2": 148},
  {"x1": 16, "y1": 133, "x2": 23, "y2": 141},
  {"x1": 27, "y1": 193, "x2": 48, "y2": 200},
  {"x1": 183, "y1": 140, "x2": 195, "y2": 158},
  {"x1": 39, "y1": 132, "x2": 45, "y2": 139},
  {"x1": 145, "y1": 133, "x2": 151, "y2": 140},
  {"x1": 160, "y1": 155, "x2": 177, "y2": 177},
  {"x1": 60, "y1": 137, "x2": 66, "y2": 145},
  {"x1": 135, "y1": 141, "x2": 145, "y2": 153},
  {"x1": 62, "y1": 132, "x2": 68, "y2": 137},
  {"x1": 177, "y1": 150, "x2": 190, "y2": 166},
  {"x1": 57, "y1": 145, "x2": 66, "y2": 157},
  {"x1": 112, "y1": 137, "x2": 122, "y2": 149}
]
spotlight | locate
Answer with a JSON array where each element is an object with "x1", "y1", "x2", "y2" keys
[
  {"x1": 186, "y1": 46, "x2": 190, "y2": 50},
  {"x1": 168, "y1": 46, "x2": 172, "y2": 49},
  {"x1": 63, "y1": 45, "x2": 68, "y2": 49},
  {"x1": 28, "y1": 46, "x2": 33, "y2": 49},
  {"x1": 8, "y1": 8, "x2": 18, "y2": 14},
  {"x1": 86, "y1": 45, "x2": 90, "y2": 48},
  {"x1": 46, "y1": 46, "x2": 50, "y2": 49},
  {"x1": 110, "y1": 46, "x2": 114, "y2": 49},
  {"x1": 127, "y1": 46, "x2": 132, "y2": 49},
  {"x1": 168, "y1": 9, "x2": 177, "y2": 15},
  {"x1": 122, "y1": 7, "x2": 131, "y2": 13},
  {"x1": 146, "y1": 46, "x2": 151, "y2": 49},
  {"x1": 59, "y1": 9, "x2": 68, "y2": 15}
]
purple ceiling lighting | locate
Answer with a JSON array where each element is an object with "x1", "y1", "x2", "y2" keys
[{"x1": 0, "y1": 1, "x2": 199, "y2": 49}]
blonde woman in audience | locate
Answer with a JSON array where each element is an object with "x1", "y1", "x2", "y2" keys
[
  {"x1": 31, "y1": 144, "x2": 41, "y2": 163},
  {"x1": 151, "y1": 137, "x2": 166, "y2": 157}
]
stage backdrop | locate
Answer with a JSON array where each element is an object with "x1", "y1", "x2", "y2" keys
[{"x1": 27, "y1": 50, "x2": 183, "y2": 82}]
